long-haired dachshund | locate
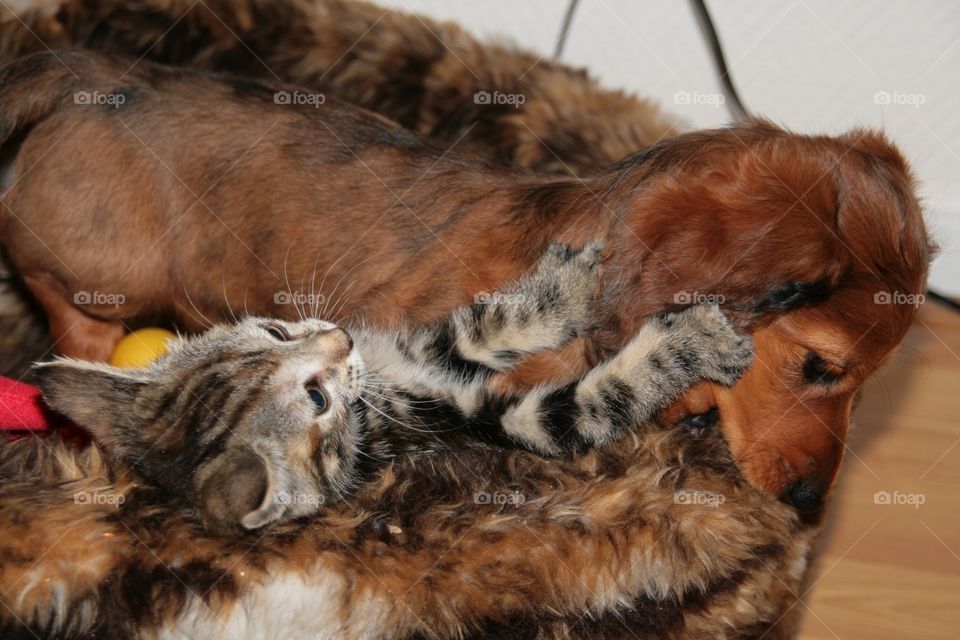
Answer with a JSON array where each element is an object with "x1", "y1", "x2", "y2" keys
[{"x1": 0, "y1": 50, "x2": 932, "y2": 510}]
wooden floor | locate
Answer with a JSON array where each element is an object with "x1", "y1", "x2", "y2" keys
[{"x1": 796, "y1": 302, "x2": 960, "y2": 639}]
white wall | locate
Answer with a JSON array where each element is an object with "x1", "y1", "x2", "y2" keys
[{"x1": 392, "y1": 0, "x2": 960, "y2": 296}]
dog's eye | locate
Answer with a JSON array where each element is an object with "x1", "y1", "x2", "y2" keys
[
  {"x1": 262, "y1": 323, "x2": 290, "y2": 342},
  {"x1": 306, "y1": 384, "x2": 329, "y2": 414},
  {"x1": 803, "y1": 353, "x2": 842, "y2": 385}
]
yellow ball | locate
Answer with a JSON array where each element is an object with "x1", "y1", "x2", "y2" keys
[{"x1": 110, "y1": 328, "x2": 177, "y2": 368}]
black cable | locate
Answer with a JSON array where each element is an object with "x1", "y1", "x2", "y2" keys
[
  {"x1": 689, "y1": 0, "x2": 749, "y2": 121},
  {"x1": 554, "y1": 0, "x2": 581, "y2": 60},
  {"x1": 690, "y1": 0, "x2": 958, "y2": 313}
]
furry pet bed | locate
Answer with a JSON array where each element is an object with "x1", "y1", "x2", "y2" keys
[
  {"x1": 1, "y1": 423, "x2": 817, "y2": 639},
  {"x1": 0, "y1": 1, "x2": 820, "y2": 637}
]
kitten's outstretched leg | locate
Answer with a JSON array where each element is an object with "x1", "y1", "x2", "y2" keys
[
  {"x1": 472, "y1": 304, "x2": 754, "y2": 455},
  {"x1": 394, "y1": 242, "x2": 602, "y2": 378}
]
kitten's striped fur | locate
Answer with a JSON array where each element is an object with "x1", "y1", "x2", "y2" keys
[{"x1": 36, "y1": 243, "x2": 753, "y2": 533}]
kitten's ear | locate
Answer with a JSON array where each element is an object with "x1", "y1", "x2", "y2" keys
[
  {"x1": 34, "y1": 359, "x2": 150, "y2": 447},
  {"x1": 195, "y1": 446, "x2": 282, "y2": 534}
]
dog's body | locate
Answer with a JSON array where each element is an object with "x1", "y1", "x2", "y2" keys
[
  {"x1": 0, "y1": 0, "x2": 682, "y2": 380},
  {"x1": 0, "y1": 49, "x2": 932, "y2": 506},
  {"x1": 0, "y1": 52, "x2": 602, "y2": 353}
]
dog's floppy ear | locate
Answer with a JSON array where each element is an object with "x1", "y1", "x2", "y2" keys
[{"x1": 34, "y1": 358, "x2": 152, "y2": 454}]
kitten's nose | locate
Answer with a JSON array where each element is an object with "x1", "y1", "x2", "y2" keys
[
  {"x1": 315, "y1": 327, "x2": 353, "y2": 360},
  {"x1": 337, "y1": 328, "x2": 354, "y2": 352}
]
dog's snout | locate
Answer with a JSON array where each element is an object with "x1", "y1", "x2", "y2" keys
[{"x1": 783, "y1": 479, "x2": 825, "y2": 512}]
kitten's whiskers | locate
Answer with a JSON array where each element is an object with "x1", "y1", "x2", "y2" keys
[
  {"x1": 181, "y1": 286, "x2": 215, "y2": 329},
  {"x1": 358, "y1": 396, "x2": 459, "y2": 434},
  {"x1": 282, "y1": 241, "x2": 306, "y2": 321}
]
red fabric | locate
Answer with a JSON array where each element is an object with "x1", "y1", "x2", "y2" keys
[
  {"x1": 0, "y1": 376, "x2": 89, "y2": 445},
  {"x1": 0, "y1": 376, "x2": 57, "y2": 430}
]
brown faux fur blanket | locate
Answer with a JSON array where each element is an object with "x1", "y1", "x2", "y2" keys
[
  {"x1": 0, "y1": 0, "x2": 677, "y2": 173},
  {"x1": 0, "y1": 1, "x2": 818, "y2": 638},
  {"x1": 1, "y1": 422, "x2": 815, "y2": 639}
]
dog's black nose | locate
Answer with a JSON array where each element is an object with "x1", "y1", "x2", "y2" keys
[{"x1": 784, "y1": 480, "x2": 824, "y2": 512}]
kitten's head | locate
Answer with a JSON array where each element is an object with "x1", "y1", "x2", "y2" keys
[{"x1": 35, "y1": 317, "x2": 366, "y2": 534}]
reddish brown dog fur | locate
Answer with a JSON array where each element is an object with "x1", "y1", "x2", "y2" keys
[{"x1": 0, "y1": 49, "x2": 932, "y2": 510}]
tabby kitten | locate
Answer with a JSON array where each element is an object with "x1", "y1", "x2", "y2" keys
[{"x1": 36, "y1": 243, "x2": 753, "y2": 534}]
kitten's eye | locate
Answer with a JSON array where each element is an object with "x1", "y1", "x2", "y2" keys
[
  {"x1": 262, "y1": 323, "x2": 290, "y2": 342},
  {"x1": 803, "y1": 352, "x2": 842, "y2": 385},
  {"x1": 306, "y1": 384, "x2": 330, "y2": 414}
]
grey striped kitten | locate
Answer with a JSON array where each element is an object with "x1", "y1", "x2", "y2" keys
[{"x1": 36, "y1": 243, "x2": 753, "y2": 534}]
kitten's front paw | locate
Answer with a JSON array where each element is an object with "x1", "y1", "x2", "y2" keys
[
  {"x1": 536, "y1": 240, "x2": 604, "y2": 273},
  {"x1": 659, "y1": 304, "x2": 754, "y2": 387},
  {"x1": 528, "y1": 241, "x2": 603, "y2": 332}
]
